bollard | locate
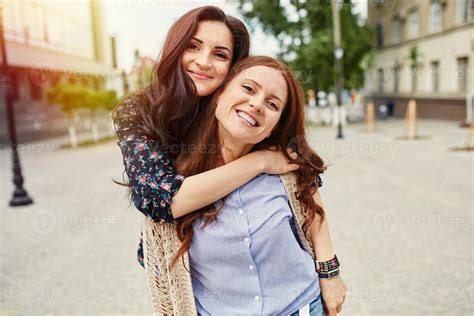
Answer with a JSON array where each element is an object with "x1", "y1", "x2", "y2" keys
[
  {"x1": 365, "y1": 101, "x2": 375, "y2": 132},
  {"x1": 405, "y1": 99, "x2": 417, "y2": 139},
  {"x1": 466, "y1": 117, "x2": 474, "y2": 147}
]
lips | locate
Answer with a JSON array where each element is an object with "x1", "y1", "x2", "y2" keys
[
  {"x1": 187, "y1": 70, "x2": 212, "y2": 80},
  {"x1": 236, "y1": 109, "x2": 259, "y2": 127}
]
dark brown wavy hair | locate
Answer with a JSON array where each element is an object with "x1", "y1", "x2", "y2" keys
[
  {"x1": 115, "y1": 6, "x2": 250, "y2": 158},
  {"x1": 170, "y1": 56, "x2": 327, "y2": 270}
]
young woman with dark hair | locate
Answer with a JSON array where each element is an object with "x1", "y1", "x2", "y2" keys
[
  {"x1": 113, "y1": 5, "x2": 299, "y2": 267},
  {"x1": 142, "y1": 56, "x2": 347, "y2": 315}
]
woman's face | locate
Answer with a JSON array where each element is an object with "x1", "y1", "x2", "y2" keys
[
  {"x1": 215, "y1": 65, "x2": 288, "y2": 146},
  {"x1": 181, "y1": 21, "x2": 233, "y2": 97}
]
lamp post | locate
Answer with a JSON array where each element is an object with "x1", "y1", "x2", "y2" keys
[
  {"x1": 0, "y1": 5, "x2": 33, "y2": 206},
  {"x1": 332, "y1": 0, "x2": 345, "y2": 139}
]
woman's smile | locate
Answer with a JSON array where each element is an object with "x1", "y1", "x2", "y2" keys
[
  {"x1": 187, "y1": 69, "x2": 213, "y2": 80},
  {"x1": 235, "y1": 109, "x2": 259, "y2": 127}
]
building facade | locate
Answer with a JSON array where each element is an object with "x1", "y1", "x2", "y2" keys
[
  {"x1": 364, "y1": 0, "x2": 473, "y2": 121},
  {"x1": 1, "y1": 1, "x2": 120, "y2": 142}
]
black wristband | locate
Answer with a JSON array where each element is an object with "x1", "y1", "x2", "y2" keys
[{"x1": 318, "y1": 269, "x2": 340, "y2": 279}]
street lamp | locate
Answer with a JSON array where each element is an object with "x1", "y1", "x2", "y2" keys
[
  {"x1": 332, "y1": 0, "x2": 345, "y2": 139},
  {"x1": 0, "y1": 5, "x2": 33, "y2": 206}
]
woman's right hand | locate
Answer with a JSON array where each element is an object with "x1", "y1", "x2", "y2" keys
[{"x1": 251, "y1": 147, "x2": 299, "y2": 174}]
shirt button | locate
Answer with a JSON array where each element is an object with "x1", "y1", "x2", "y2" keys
[
  {"x1": 248, "y1": 264, "x2": 255, "y2": 270},
  {"x1": 244, "y1": 237, "x2": 250, "y2": 244},
  {"x1": 239, "y1": 208, "x2": 245, "y2": 215},
  {"x1": 254, "y1": 295, "x2": 260, "y2": 302}
]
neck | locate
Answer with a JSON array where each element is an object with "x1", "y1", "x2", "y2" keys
[{"x1": 219, "y1": 134, "x2": 253, "y2": 164}]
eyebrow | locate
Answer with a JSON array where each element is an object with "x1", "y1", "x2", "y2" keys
[
  {"x1": 192, "y1": 37, "x2": 232, "y2": 56},
  {"x1": 248, "y1": 79, "x2": 284, "y2": 104}
]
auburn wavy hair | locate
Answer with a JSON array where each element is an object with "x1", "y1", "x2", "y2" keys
[
  {"x1": 113, "y1": 6, "x2": 250, "y2": 158},
  {"x1": 170, "y1": 56, "x2": 327, "y2": 270}
]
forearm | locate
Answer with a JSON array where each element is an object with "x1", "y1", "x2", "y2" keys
[
  {"x1": 170, "y1": 153, "x2": 263, "y2": 218},
  {"x1": 309, "y1": 190, "x2": 336, "y2": 261}
]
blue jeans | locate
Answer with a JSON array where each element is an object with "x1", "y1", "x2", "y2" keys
[{"x1": 290, "y1": 294, "x2": 325, "y2": 316}]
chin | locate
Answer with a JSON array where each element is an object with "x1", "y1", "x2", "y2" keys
[{"x1": 196, "y1": 87, "x2": 213, "y2": 97}]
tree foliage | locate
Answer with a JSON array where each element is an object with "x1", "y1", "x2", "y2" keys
[
  {"x1": 45, "y1": 82, "x2": 118, "y2": 114},
  {"x1": 238, "y1": 0, "x2": 373, "y2": 93}
]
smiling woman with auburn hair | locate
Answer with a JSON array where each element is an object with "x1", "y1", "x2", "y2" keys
[{"x1": 142, "y1": 56, "x2": 347, "y2": 315}]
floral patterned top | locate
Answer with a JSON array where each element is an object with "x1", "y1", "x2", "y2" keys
[
  {"x1": 113, "y1": 93, "x2": 324, "y2": 269},
  {"x1": 113, "y1": 94, "x2": 186, "y2": 268},
  {"x1": 113, "y1": 94, "x2": 185, "y2": 225}
]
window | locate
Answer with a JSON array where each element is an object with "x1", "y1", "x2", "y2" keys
[
  {"x1": 392, "y1": 16, "x2": 401, "y2": 44},
  {"x1": 377, "y1": 68, "x2": 385, "y2": 93},
  {"x1": 431, "y1": 0, "x2": 442, "y2": 32},
  {"x1": 376, "y1": 22, "x2": 384, "y2": 48},
  {"x1": 407, "y1": 8, "x2": 420, "y2": 39},
  {"x1": 458, "y1": 0, "x2": 473, "y2": 23},
  {"x1": 431, "y1": 61, "x2": 440, "y2": 92},
  {"x1": 457, "y1": 57, "x2": 469, "y2": 92},
  {"x1": 393, "y1": 64, "x2": 401, "y2": 93}
]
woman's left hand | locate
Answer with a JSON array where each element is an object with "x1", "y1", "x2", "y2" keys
[{"x1": 320, "y1": 276, "x2": 347, "y2": 315}]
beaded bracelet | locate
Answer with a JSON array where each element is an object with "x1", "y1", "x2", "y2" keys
[{"x1": 315, "y1": 254, "x2": 340, "y2": 273}]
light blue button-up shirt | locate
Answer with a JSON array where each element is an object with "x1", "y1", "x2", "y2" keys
[{"x1": 188, "y1": 174, "x2": 320, "y2": 315}]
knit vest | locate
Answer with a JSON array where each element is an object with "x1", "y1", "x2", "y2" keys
[{"x1": 142, "y1": 172, "x2": 317, "y2": 315}]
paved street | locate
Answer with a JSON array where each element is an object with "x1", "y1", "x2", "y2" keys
[{"x1": 1, "y1": 118, "x2": 473, "y2": 315}]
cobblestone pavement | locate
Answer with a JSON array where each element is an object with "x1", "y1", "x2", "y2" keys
[{"x1": 1, "y1": 119, "x2": 472, "y2": 315}]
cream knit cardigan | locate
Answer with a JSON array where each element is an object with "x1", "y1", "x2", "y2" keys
[{"x1": 142, "y1": 173, "x2": 317, "y2": 315}]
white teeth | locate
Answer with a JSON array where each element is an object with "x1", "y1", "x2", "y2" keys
[{"x1": 237, "y1": 111, "x2": 257, "y2": 127}]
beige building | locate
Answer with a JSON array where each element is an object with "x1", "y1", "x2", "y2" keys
[
  {"x1": 2, "y1": 1, "x2": 115, "y2": 115},
  {"x1": 364, "y1": 0, "x2": 473, "y2": 121}
]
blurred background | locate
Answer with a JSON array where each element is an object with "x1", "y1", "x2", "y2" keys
[{"x1": 0, "y1": 0, "x2": 472, "y2": 315}]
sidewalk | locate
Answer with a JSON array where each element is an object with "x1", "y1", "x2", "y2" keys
[{"x1": 0, "y1": 118, "x2": 472, "y2": 315}]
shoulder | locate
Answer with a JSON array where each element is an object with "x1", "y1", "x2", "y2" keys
[
  {"x1": 250, "y1": 173, "x2": 287, "y2": 195},
  {"x1": 113, "y1": 93, "x2": 144, "y2": 122},
  {"x1": 113, "y1": 93, "x2": 147, "y2": 141},
  {"x1": 279, "y1": 172, "x2": 323, "y2": 191}
]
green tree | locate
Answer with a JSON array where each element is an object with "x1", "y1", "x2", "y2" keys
[
  {"x1": 45, "y1": 83, "x2": 89, "y2": 147},
  {"x1": 238, "y1": 0, "x2": 373, "y2": 95},
  {"x1": 46, "y1": 83, "x2": 119, "y2": 145},
  {"x1": 84, "y1": 89, "x2": 119, "y2": 142}
]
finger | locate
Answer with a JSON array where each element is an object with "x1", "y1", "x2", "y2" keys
[
  {"x1": 287, "y1": 164, "x2": 299, "y2": 171},
  {"x1": 268, "y1": 145, "x2": 277, "y2": 150},
  {"x1": 285, "y1": 147, "x2": 294, "y2": 155},
  {"x1": 289, "y1": 152, "x2": 298, "y2": 160}
]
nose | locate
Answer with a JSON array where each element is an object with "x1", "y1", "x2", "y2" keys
[
  {"x1": 195, "y1": 50, "x2": 212, "y2": 70},
  {"x1": 249, "y1": 96, "x2": 264, "y2": 114}
]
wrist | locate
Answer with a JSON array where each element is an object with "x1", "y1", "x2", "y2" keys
[
  {"x1": 315, "y1": 254, "x2": 340, "y2": 279},
  {"x1": 246, "y1": 151, "x2": 266, "y2": 174}
]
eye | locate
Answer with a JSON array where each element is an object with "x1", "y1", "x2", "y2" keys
[
  {"x1": 215, "y1": 52, "x2": 229, "y2": 60},
  {"x1": 242, "y1": 85, "x2": 255, "y2": 94},
  {"x1": 267, "y1": 100, "x2": 278, "y2": 110},
  {"x1": 188, "y1": 43, "x2": 199, "y2": 51}
]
